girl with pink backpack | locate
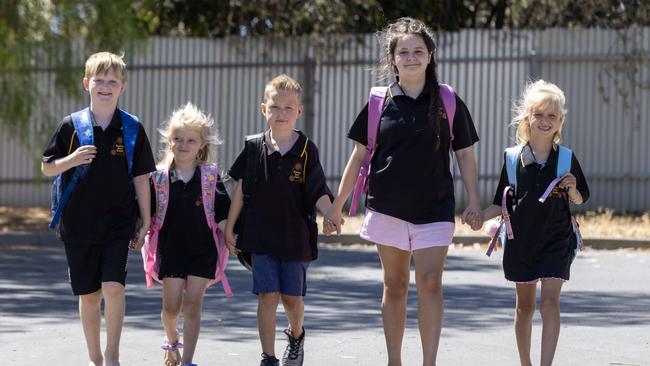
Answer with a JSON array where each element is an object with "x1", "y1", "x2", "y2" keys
[
  {"x1": 140, "y1": 103, "x2": 232, "y2": 366},
  {"x1": 324, "y1": 17, "x2": 483, "y2": 366}
]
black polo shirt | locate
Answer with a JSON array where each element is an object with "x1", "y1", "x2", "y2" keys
[
  {"x1": 42, "y1": 109, "x2": 156, "y2": 245},
  {"x1": 228, "y1": 131, "x2": 332, "y2": 261},
  {"x1": 151, "y1": 168, "x2": 231, "y2": 264},
  {"x1": 492, "y1": 144, "x2": 590, "y2": 214},
  {"x1": 347, "y1": 82, "x2": 479, "y2": 224}
]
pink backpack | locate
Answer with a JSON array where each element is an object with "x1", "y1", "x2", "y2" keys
[
  {"x1": 141, "y1": 163, "x2": 232, "y2": 297},
  {"x1": 349, "y1": 83, "x2": 458, "y2": 215}
]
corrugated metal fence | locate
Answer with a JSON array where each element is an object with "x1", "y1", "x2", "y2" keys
[{"x1": 1, "y1": 28, "x2": 649, "y2": 212}]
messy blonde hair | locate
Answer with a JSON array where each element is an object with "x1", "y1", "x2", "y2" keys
[
  {"x1": 158, "y1": 103, "x2": 222, "y2": 168},
  {"x1": 263, "y1": 74, "x2": 302, "y2": 102},
  {"x1": 84, "y1": 51, "x2": 127, "y2": 81},
  {"x1": 512, "y1": 79, "x2": 567, "y2": 146}
]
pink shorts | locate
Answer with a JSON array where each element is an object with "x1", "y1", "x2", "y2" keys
[{"x1": 360, "y1": 210, "x2": 454, "y2": 252}]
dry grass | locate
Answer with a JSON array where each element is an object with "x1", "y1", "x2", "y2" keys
[{"x1": 1, "y1": 207, "x2": 649, "y2": 239}]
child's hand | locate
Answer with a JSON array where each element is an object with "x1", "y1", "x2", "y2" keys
[
  {"x1": 323, "y1": 209, "x2": 344, "y2": 235},
  {"x1": 224, "y1": 230, "x2": 239, "y2": 255},
  {"x1": 559, "y1": 172, "x2": 577, "y2": 193},
  {"x1": 461, "y1": 205, "x2": 484, "y2": 231},
  {"x1": 69, "y1": 145, "x2": 97, "y2": 167},
  {"x1": 130, "y1": 218, "x2": 149, "y2": 251}
]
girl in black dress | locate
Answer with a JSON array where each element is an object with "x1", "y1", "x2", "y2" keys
[
  {"x1": 145, "y1": 103, "x2": 231, "y2": 366},
  {"x1": 482, "y1": 80, "x2": 589, "y2": 366}
]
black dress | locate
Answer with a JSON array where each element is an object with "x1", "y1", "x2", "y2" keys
[
  {"x1": 151, "y1": 167, "x2": 231, "y2": 280},
  {"x1": 492, "y1": 145, "x2": 589, "y2": 282}
]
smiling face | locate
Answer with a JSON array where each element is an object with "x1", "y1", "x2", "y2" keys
[
  {"x1": 525, "y1": 99, "x2": 564, "y2": 143},
  {"x1": 170, "y1": 126, "x2": 205, "y2": 165},
  {"x1": 83, "y1": 69, "x2": 125, "y2": 109},
  {"x1": 261, "y1": 89, "x2": 302, "y2": 133},
  {"x1": 391, "y1": 34, "x2": 432, "y2": 82}
]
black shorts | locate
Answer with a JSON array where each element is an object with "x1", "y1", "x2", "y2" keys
[{"x1": 64, "y1": 239, "x2": 129, "y2": 295}]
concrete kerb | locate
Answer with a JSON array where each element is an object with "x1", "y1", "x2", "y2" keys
[{"x1": 1, "y1": 231, "x2": 648, "y2": 250}]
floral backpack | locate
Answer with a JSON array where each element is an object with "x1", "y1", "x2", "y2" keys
[{"x1": 140, "y1": 163, "x2": 232, "y2": 297}]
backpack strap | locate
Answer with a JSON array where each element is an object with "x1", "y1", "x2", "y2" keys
[
  {"x1": 141, "y1": 169, "x2": 169, "y2": 288},
  {"x1": 200, "y1": 164, "x2": 233, "y2": 297},
  {"x1": 504, "y1": 145, "x2": 524, "y2": 191},
  {"x1": 439, "y1": 83, "x2": 456, "y2": 143},
  {"x1": 538, "y1": 145, "x2": 573, "y2": 203},
  {"x1": 119, "y1": 109, "x2": 140, "y2": 178},
  {"x1": 349, "y1": 86, "x2": 388, "y2": 216},
  {"x1": 242, "y1": 133, "x2": 265, "y2": 200},
  {"x1": 49, "y1": 108, "x2": 95, "y2": 229}
]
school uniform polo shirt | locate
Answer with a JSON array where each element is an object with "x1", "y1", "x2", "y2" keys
[
  {"x1": 150, "y1": 167, "x2": 231, "y2": 276},
  {"x1": 42, "y1": 109, "x2": 156, "y2": 245},
  {"x1": 347, "y1": 82, "x2": 479, "y2": 224},
  {"x1": 228, "y1": 131, "x2": 332, "y2": 261}
]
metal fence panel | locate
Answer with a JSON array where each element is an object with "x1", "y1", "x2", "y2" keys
[{"x1": 1, "y1": 28, "x2": 648, "y2": 212}]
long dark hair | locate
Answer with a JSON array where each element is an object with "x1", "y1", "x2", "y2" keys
[{"x1": 377, "y1": 17, "x2": 443, "y2": 150}]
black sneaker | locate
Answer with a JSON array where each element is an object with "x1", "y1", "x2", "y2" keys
[
  {"x1": 260, "y1": 353, "x2": 279, "y2": 366},
  {"x1": 282, "y1": 327, "x2": 305, "y2": 366}
]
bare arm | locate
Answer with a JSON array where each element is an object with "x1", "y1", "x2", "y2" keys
[
  {"x1": 455, "y1": 146, "x2": 483, "y2": 230},
  {"x1": 482, "y1": 204, "x2": 502, "y2": 221},
  {"x1": 323, "y1": 142, "x2": 367, "y2": 234},
  {"x1": 130, "y1": 173, "x2": 151, "y2": 250},
  {"x1": 41, "y1": 145, "x2": 97, "y2": 177},
  {"x1": 224, "y1": 179, "x2": 244, "y2": 254}
]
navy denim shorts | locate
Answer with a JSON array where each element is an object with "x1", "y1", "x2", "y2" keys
[{"x1": 252, "y1": 254, "x2": 309, "y2": 296}]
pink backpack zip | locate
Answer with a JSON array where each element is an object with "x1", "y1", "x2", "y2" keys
[
  {"x1": 141, "y1": 163, "x2": 232, "y2": 297},
  {"x1": 349, "y1": 83, "x2": 457, "y2": 216}
]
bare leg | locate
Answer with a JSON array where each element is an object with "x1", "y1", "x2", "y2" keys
[
  {"x1": 540, "y1": 279, "x2": 563, "y2": 366},
  {"x1": 515, "y1": 283, "x2": 536, "y2": 366},
  {"x1": 412, "y1": 246, "x2": 448, "y2": 366},
  {"x1": 281, "y1": 294, "x2": 304, "y2": 338},
  {"x1": 180, "y1": 276, "x2": 209, "y2": 365},
  {"x1": 258, "y1": 291, "x2": 280, "y2": 357},
  {"x1": 162, "y1": 278, "x2": 185, "y2": 366},
  {"x1": 79, "y1": 290, "x2": 103, "y2": 366},
  {"x1": 102, "y1": 282, "x2": 125, "y2": 366},
  {"x1": 376, "y1": 244, "x2": 411, "y2": 366}
]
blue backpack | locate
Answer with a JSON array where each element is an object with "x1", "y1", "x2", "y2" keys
[
  {"x1": 49, "y1": 108, "x2": 140, "y2": 239},
  {"x1": 486, "y1": 144, "x2": 582, "y2": 257}
]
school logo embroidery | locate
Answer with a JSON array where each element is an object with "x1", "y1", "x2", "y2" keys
[
  {"x1": 195, "y1": 195, "x2": 203, "y2": 207},
  {"x1": 289, "y1": 163, "x2": 303, "y2": 182},
  {"x1": 550, "y1": 187, "x2": 562, "y2": 198},
  {"x1": 111, "y1": 137, "x2": 125, "y2": 156}
]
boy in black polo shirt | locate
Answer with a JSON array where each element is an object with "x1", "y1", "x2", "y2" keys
[
  {"x1": 41, "y1": 52, "x2": 156, "y2": 366},
  {"x1": 224, "y1": 74, "x2": 333, "y2": 366}
]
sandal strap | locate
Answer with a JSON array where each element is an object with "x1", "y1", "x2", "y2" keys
[{"x1": 161, "y1": 338, "x2": 183, "y2": 351}]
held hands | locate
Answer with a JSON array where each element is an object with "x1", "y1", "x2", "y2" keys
[
  {"x1": 129, "y1": 218, "x2": 149, "y2": 251},
  {"x1": 323, "y1": 208, "x2": 345, "y2": 235},
  {"x1": 461, "y1": 204, "x2": 484, "y2": 231},
  {"x1": 69, "y1": 145, "x2": 97, "y2": 167},
  {"x1": 224, "y1": 229, "x2": 240, "y2": 255}
]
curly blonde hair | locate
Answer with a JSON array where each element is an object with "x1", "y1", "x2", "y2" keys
[
  {"x1": 512, "y1": 79, "x2": 567, "y2": 146},
  {"x1": 158, "y1": 103, "x2": 222, "y2": 168}
]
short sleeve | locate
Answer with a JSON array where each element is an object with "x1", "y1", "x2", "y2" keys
[
  {"x1": 451, "y1": 95, "x2": 480, "y2": 151},
  {"x1": 132, "y1": 124, "x2": 156, "y2": 177},
  {"x1": 305, "y1": 142, "x2": 334, "y2": 208},
  {"x1": 571, "y1": 153, "x2": 590, "y2": 203},
  {"x1": 347, "y1": 103, "x2": 369, "y2": 145},
  {"x1": 42, "y1": 117, "x2": 73, "y2": 163},
  {"x1": 228, "y1": 146, "x2": 247, "y2": 181},
  {"x1": 492, "y1": 163, "x2": 509, "y2": 206}
]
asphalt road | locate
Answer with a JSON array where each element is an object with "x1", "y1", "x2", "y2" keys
[{"x1": 1, "y1": 242, "x2": 648, "y2": 365}]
